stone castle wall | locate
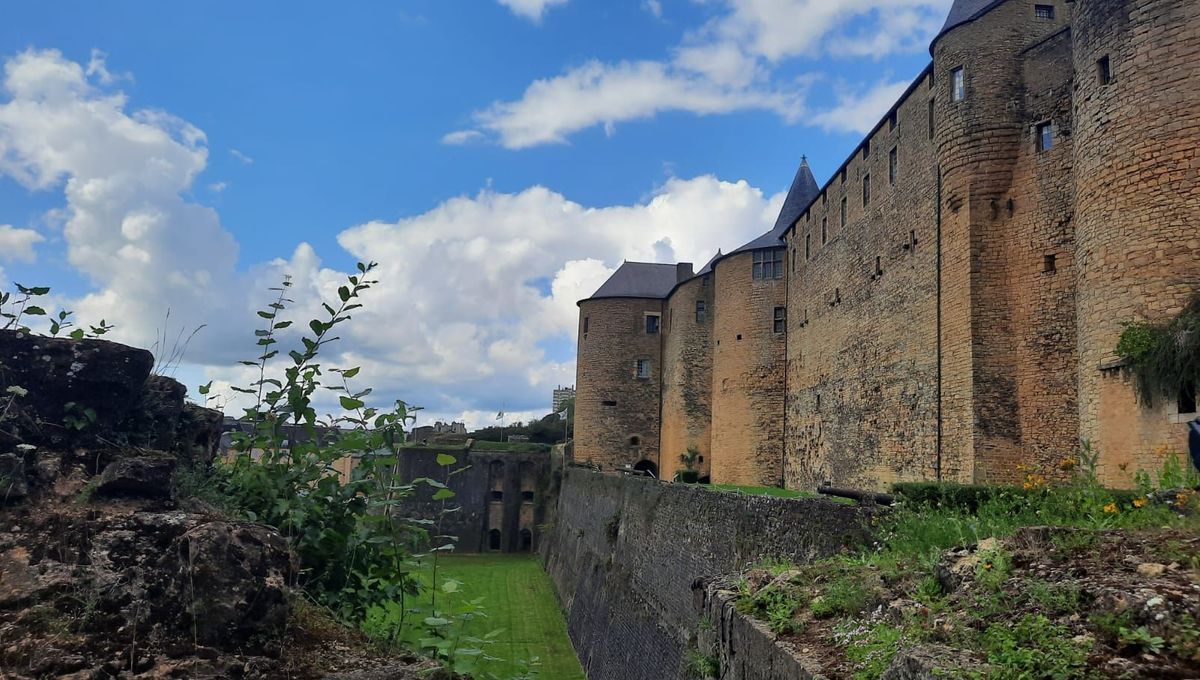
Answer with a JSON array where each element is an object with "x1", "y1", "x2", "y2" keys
[
  {"x1": 1071, "y1": 0, "x2": 1200, "y2": 484},
  {"x1": 784, "y1": 68, "x2": 941, "y2": 490},
  {"x1": 660, "y1": 274, "x2": 714, "y2": 480},
  {"x1": 711, "y1": 252, "x2": 788, "y2": 486},
  {"x1": 575, "y1": 298, "x2": 664, "y2": 470}
]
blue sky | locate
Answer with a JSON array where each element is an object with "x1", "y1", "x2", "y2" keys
[{"x1": 0, "y1": 0, "x2": 949, "y2": 428}]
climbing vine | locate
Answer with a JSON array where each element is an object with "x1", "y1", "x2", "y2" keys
[{"x1": 1115, "y1": 295, "x2": 1200, "y2": 406}]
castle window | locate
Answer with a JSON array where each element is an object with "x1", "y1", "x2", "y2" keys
[
  {"x1": 488, "y1": 529, "x2": 502, "y2": 551},
  {"x1": 888, "y1": 111, "x2": 897, "y2": 132},
  {"x1": 752, "y1": 248, "x2": 784, "y2": 280},
  {"x1": 840, "y1": 168, "x2": 847, "y2": 184},
  {"x1": 695, "y1": 300, "x2": 706, "y2": 323},
  {"x1": 1036, "y1": 121, "x2": 1054, "y2": 152},
  {"x1": 862, "y1": 140, "x2": 870, "y2": 159},
  {"x1": 821, "y1": 217, "x2": 828, "y2": 244},
  {"x1": 875, "y1": 256, "x2": 883, "y2": 277},
  {"x1": 602, "y1": 400, "x2": 617, "y2": 407},
  {"x1": 928, "y1": 99, "x2": 935, "y2": 139},
  {"x1": 951, "y1": 67, "x2": 965, "y2": 102},
  {"x1": 889, "y1": 147, "x2": 898, "y2": 185},
  {"x1": 815, "y1": 394, "x2": 821, "y2": 410},
  {"x1": 522, "y1": 490, "x2": 534, "y2": 502},
  {"x1": 773, "y1": 307, "x2": 786, "y2": 334},
  {"x1": 862, "y1": 174, "x2": 871, "y2": 206},
  {"x1": 840, "y1": 196, "x2": 848, "y2": 227},
  {"x1": 1180, "y1": 382, "x2": 1198, "y2": 415},
  {"x1": 583, "y1": 316, "x2": 589, "y2": 336},
  {"x1": 805, "y1": 233, "x2": 811, "y2": 260},
  {"x1": 645, "y1": 314, "x2": 660, "y2": 334},
  {"x1": 910, "y1": 229, "x2": 918, "y2": 250},
  {"x1": 822, "y1": 192, "x2": 827, "y2": 206},
  {"x1": 1044, "y1": 253, "x2": 1057, "y2": 273},
  {"x1": 629, "y1": 435, "x2": 640, "y2": 446},
  {"x1": 1034, "y1": 4, "x2": 1054, "y2": 20},
  {"x1": 634, "y1": 359, "x2": 651, "y2": 379},
  {"x1": 492, "y1": 490, "x2": 504, "y2": 501},
  {"x1": 1097, "y1": 55, "x2": 1111, "y2": 86}
]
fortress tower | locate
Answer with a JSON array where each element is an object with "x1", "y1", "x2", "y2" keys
[{"x1": 575, "y1": 0, "x2": 1200, "y2": 490}]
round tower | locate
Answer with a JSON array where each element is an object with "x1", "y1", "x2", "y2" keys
[{"x1": 1071, "y1": 0, "x2": 1200, "y2": 482}]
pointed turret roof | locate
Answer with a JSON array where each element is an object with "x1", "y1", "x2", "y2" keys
[{"x1": 729, "y1": 156, "x2": 819, "y2": 255}]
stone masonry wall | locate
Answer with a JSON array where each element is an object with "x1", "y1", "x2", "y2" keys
[
  {"x1": 660, "y1": 275, "x2": 714, "y2": 480},
  {"x1": 784, "y1": 67, "x2": 941, "y2": 491},
  {"x1": 1072, "y1": 0, "x2": 1200, "y2": 484},
  {"x1": 542, "y1": 468, "x2": 873, "y2": 680},
  {"x1": 575, "y1": 298, "x2": 664, "y2": 470},
  {"x1": 393, "y1": 447, "x2": 551, "y2": 553},
  {"x1": 711, "y1": 252, "x2": 788, "y2": 486}
]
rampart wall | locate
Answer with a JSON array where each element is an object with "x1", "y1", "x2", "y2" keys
[{"x1": 542, "y1": 468, "x2": 873, "y2": 680}]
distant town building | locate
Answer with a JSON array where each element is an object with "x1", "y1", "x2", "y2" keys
[{"x1": 553, "y1": 385, "x2": 575, "y2": 413}]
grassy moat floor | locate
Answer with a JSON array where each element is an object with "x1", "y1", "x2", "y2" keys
[{"x1": 423, "y1": 554, "x2": 585, "y2": 680}]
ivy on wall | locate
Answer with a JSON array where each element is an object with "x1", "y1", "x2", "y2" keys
[{"x1": 1115, "y1": 295, "x2": 1200, "y2": 406}]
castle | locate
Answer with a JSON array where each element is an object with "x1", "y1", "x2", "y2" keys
[{"x1": 574, "y1": 0, "x2": 1200, "y2": 490}]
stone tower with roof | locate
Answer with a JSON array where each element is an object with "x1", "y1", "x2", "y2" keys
[{"x1": 576, "y1": 0, "x2": 1200, "y2": 490}]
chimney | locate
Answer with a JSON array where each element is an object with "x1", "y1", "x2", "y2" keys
[{"x1": 676, "y1": 262, "x2": 694, "y2": 283}]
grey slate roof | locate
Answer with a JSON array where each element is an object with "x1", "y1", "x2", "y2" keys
[
  {"x1": 932, "y1": 0, "x2": 1005, "y2": 49},
  {"x1": 581, "y1": 261, "x2": 679, "y2": 302},
  {"x1": 728, "y1": 157, "x2": 820, "y2": 255}
]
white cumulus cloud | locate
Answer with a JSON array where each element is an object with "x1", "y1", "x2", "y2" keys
[
  {"x1": 811, "y1": 78, "x2": 912, "y2": 134},
  {"x1": 0, "y1": 48, "x2": 786, "y2": 430},
  {"x1": 0, "y1": 225, "x2": 43, "y2": 262},
  {"x1": 455, "y1": 0, "x2": 950, "y2": 147}
]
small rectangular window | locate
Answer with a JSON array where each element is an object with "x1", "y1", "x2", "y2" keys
[
  {"x1": 862, "y1": 140, "x2": 870, "y2": 159},
  {"x1": 952, "y1": 67, "x2": 965, "y2": 102},
  {"x1": 1044, "y1": 253, "x2": 1057, "y2": 272},
  {"x1": 805, "y1": 233, "x2": 811, "y2": 260},
  {"x1": 634, "y1": 359, "x2": 651, "y2": 379},
  {"x1": 889, "y1": 147, "x2": 898, "y2": 185},
  {"x1": 1034, "y1": 4, "x2": 1055, "y2": 20},
  {"x1": 888, "y1": 112, "x2": 897, "y2": 132},
  {"x1": 910, "y1": 229, "x2": 918, "y2": 250},
  {"x1": 928, "y1": 99, "x2": 935, "y2": 139},
  {"x1": 862, "y1": 174, "x2": 870, "y2": 206},
  {"x1": 821, "y1": 217, "x2": 828, "y2": 244},
  {"x1": 645, "y1": 314, "x2": 660, "y2": 334},
  {"x1": 1097, "y1": 55, "x2": 1111, "y2": 86},
  {"x1": 840, "y1": 196, "x2": 847, "y2": 227},
  {"x1": 583, "y1": 316, "x2": 589, "y2": 334},
  {"x1": 875, "y1": 256, "x2": 883, "y2": 277},
  {"x1": 840, "y1": 168, "x2": 847, "y2": 184},
  {"x1": 773, "y1": 306, "x2": 786, "y2": 334},
  {"x1": 1036, "y1": 121, "x2": 1054, "y2": 152},
  {"x1": 695, "y1": 300, "x2": 706, "y2": 323}
]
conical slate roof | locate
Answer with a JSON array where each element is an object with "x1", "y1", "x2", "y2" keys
[
  {"x1": 581, "y1": 261, "x2": 679, "y2": 302},
  {"x1": 932, "y1": 0, "x2": 1004, "y2": 50},
  {"x1": 730, "y1": 157, "x2": 819, "y2": 254}
]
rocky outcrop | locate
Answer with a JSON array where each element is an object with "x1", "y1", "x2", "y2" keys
[{"x1": 0, "y1": 330, "x2": 425, "y2": 679}]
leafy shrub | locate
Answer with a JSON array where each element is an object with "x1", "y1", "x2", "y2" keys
[{"x1": 1115, "y1": 295, "x2": 1200, "y2": 406}]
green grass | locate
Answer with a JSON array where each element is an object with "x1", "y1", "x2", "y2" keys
[
  {"x1": 426, "y1": 554, "x2": 584, "y2": 680},
  {"x1": 711, "y1": 484, "x2": 854, "y2": 504}
]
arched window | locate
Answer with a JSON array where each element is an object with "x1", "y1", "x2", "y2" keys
[
  {"x1": 488, "y1": 529, "x2": 502, "y2": 551},
  {"x1": 519, "y1": 529, "x2": 533, "y2": 552}
]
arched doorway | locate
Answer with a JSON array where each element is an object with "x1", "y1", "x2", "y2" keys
[
  {"x1": 519, "y1": 528, "x2": 533, "y2": 552},
  {"x1": 633, "y1": 459, "x2": 658, "y2": 478},
  {"x1": 488, "y1": 529, "x2": 502, "y2": 551}
]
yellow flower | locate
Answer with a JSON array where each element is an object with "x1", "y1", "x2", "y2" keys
[
  {"x1": 1133, "y1": 497, "x2": 1147, "y2": 508},
  {"x1": 1153, "y1": 443, "x2": 1174, "y2": 458},
  {"x1": 1059, "y1": 458, "x2": 1078, "y2": 471},
  {"x1": 1103, "y1": 503, "x2": 1119, "y2": 514},
  {"x1": 1177, "y1": 491, "x2": 1193, "y2": 505}
]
